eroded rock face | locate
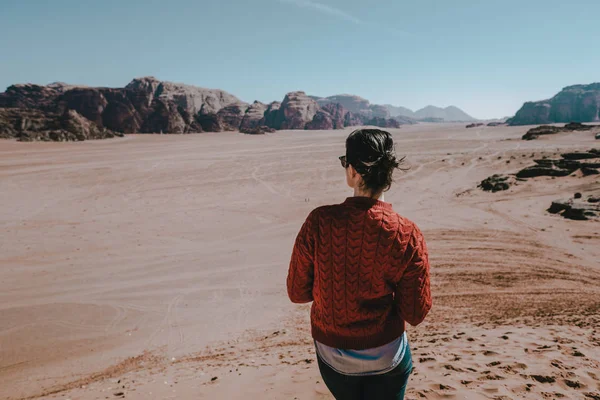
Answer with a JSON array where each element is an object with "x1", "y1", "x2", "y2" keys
[
  {"x1": 305, "y1": 110, "x2": 334, "y2": 130},
  {"x1": 0, "y1": 108, "x2": 119, "y2": 141},
  {"x1": 1, "y1": 77, "x2": 243, "y2": 136},
  {"x1": 274, "y1": 91, "x2": 319, "y2": 130},
  {"x1": 259, "y1": 101, "x2": 281, "y2": 128},
  {"x1": 509, "y1": 83, "x2": 600, "y2": 125},
  {"x1": 127, "y1": 77, "x2": 243, "y2": 116},
  {"x1": 0, "y1": 84, "x2": 60, "y2": 110},
  {"x1": 240, "y1": 101, "x2": 267, "y2": 132},
  {"x1": 321, "y1": 103, "x2": 346, "y2": 129},
  {"x1": 217, "y1": 103, "x2": 247, "y2": 131},
  {"x1": 1, "y1": 78, "x2": 408, "y2": 137},
  {"x1": 344, "y1": 112, "x2": 364, "y2": 127}
]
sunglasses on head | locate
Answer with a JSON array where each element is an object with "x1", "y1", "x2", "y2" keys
[{"x1": 339, "y1": 155, "x2": 349, "y2": 168}]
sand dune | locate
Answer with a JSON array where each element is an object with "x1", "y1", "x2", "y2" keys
[{"x1": 0, "y1": 124, "x2": 598, "y2": 399}]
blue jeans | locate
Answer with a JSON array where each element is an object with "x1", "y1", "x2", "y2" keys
[{"x1": 317, "y1": 344, "x2": 413, "y2": 400}]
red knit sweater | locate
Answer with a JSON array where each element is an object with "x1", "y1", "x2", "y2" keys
[{"x1": 287, "y1": 196, "x2": 432, "y2": 350}]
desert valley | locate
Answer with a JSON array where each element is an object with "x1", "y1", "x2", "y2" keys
[{"x1": 1, "y1": 107, "x2": 599, "y2": 398}]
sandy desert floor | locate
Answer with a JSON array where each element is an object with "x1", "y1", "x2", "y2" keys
[{"x1": 0, "y1": 124, "x2": 599, "y2": 400}]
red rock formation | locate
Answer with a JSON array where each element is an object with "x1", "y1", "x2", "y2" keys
[
  {"x1": 305, "y1": 110, "x2": 334, "y2": 130},
  {"x1": 240, "y1": 101, "x2": 267, "y2": 132},
  {"x1": 275, "y1": 92, "x2": 319, "y2": 130},
  {"x1": 321, "y1": 103, "x2": 346, "y2": 129},
  {"x1": 509, "y1": 83, "x2": 600, "y2": 125},
  {"x1": 217, "y1": 103, "x2": 247, "y2": 131}
]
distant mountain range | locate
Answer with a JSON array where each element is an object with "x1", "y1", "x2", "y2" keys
[
  {"x1": 0, "y1": 77, "x2": 482, "y2": 142},
  {"x1": 310, "y1": 94, "x2": 477, "y2": 122},
  {"x1": 0, "y1": 77, "x2": 410, "y2": 141},
  {"x1": 508, "y1": 83, "x2": 600, "y2": 125}
]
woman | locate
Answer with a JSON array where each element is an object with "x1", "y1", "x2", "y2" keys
[{"x1": 287, "y1": 129, "x2": 432, "y2": 400}]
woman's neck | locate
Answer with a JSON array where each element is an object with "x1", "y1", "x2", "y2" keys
[{"x1": 353, "y1": 188, "x2": 384, "y2": 201}]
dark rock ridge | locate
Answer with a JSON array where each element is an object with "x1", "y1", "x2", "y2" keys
[
  {"x1": 522, "y1": 122, "x2": 598, "y2": 140},
  {"x1": 548, "y1": 196, "x2": 599, "y2": 221},
  {"x1": 479, "y1": 150, "x2": 600, "y2": 220},
  {"x1": 466, "y1": 123, "x2": 484, "y2": 128},
  {"x1": 478, "y1": 174, "x2": 513, "y2": 192},
  {"x1": 516, "y1": 150, "x2": 600, "y2": 178},
  {"x1": 509, "y1": 83, "x2": 600, "y2": 126},
  {"x1": 0, "y1": 108, "x2": 120, "y2": 141}
]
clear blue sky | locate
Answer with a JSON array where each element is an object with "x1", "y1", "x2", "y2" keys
[{"x1": 1, "y1": 0, "x2": 598, "y2": 119}]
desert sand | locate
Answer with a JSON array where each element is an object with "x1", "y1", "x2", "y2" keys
[{"x1": 0, "y1": 124, "x2": 599, "y2": 400}]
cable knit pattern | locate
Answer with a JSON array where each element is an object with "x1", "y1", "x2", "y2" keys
[{"x1": 287, "y1": 196, "x2": 432, "y2": 350}]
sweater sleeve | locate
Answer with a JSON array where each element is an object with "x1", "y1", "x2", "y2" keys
[
  {"x1": 287, "y1": 210, "x2": 317, "y2": 304},
  {"x1": 395, "y1": 224, "x2": 432, "y2": 326}
]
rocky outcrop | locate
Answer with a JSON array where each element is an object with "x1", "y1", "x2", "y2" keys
[
  {"x1": 217, "y1": 103, "x2": 247, "y2": 131},
  {"x1": 548, "y1": 196, "x2": 600, "y2": 220},
  {"x1": 487, "y1": 122, "x2": 506, "y2": 127},
  {"x1": 522, "y1": 122, "x2": 599, "y2": 140},
  {"x1": 195, "y1": 113, "x2": 223, "y2": 132},
  {"x1": 516, "y1": 152, "x2": 600, "y2": 178},
  {"x1": 478, "y1": 174, "x2": 513, "y2": 192},
  {"x1": 466, "y1": 123, "x2": 484, "y2": 128},
  {"x1": 127, "y1": 77, "x2": 243, "y2": 116},
  {"x1": 0, "y1": 84, "x2": 61, "y2": 110},
  {"x1": 239, "y1": 101, "x2": 268, "y2": 132},
  {"x1": 321, "y1": 103, "x2": 346, "y2": 129},
  {"x1": 305, "y1": 110, "x2": 334, "y2": 130},
  {"x1": 344, "y1": 112, "x2": 364, "y2": 127},
  {"x1": 480, "y1": 150, "x2": 599, "y2": 187},
  {"x1": 1, "y1": 78, "x2": 410, "y2": 138},
  {"x1": 273, "y1": 92, "x2": 320, "y2": 130},
  {"x1": 0, "y1": 77, "x2": 242, "y2": 136},
  {"x1": 259, "y1": 101, "x2": 281, "y2": 128},
  {"x1": 479, "y1": 151, "x2": 599, "y2": 221},
  {"x1": 509, "y1": 83, "x2": 600, "y2": 126},
  {"x1": 141, "y1": 99, "x2": 187, "y2": 133},
  {"x1": 0, "y1": 108, "x2": 120, "y2": 141}
]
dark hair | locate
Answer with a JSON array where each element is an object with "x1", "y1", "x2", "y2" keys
[{"x1": 345, "y1": 129, "x2": 408, "y2": 195}]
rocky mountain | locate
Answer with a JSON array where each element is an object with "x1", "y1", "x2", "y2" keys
[
  {"x1": 0, "y1": 78, "x2": 406, "y2": 141},
  {"x1": 508, "y1": 83, "x2": 600, "y2": 126},
  {"x1": 313, "y1": 94, "x2": 476, "y2": 122},
  {"x1": 414, "y1": 105, "x2": 477, "y2": 122},
  {"x1": 383, "y1": 104, "x2": 415, "y2": 118},
  {"x1": 311, "y1": 94, "x2": 403, "y2": 121}
]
